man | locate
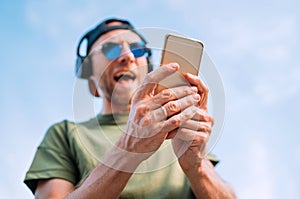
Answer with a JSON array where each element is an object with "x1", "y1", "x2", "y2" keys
[{"x1": 24, "y1": 18, "x2": 236, "y2": 198}]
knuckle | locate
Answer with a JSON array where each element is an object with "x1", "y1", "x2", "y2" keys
[
  {"x1": 171, "y1": 117, "x2": 181, "y2": 126},
  {"x1": 196, "y1": 135, "x2": 207, "y2": 143},
  {"x1": 143, "y1": 75, "x2": 155, "y2": 84},
  {"x1": 207, "y1": 128, "x2": 212, "y2": 135},
  {"x1": 141, "y1": 115, "x2": 152, "y2": 126},
  {"x1": 135, "y1": 103, "x2": 148, "y2": 116},
  {"x1": 167, "y1": 101, "x2": 180, "y2": 113},
  {"x1": 189, "y1": 106, "x2": 198, "y2": 117},
  {"x1": 188, "y1": 95, "x2": 197, "y2": 105},
  {"x1": 199, "y1": 122, "x2": 212, "y2": 134},
  {"x1": 203, "y1": 126, "x2": 211, "y2": 133},
  {"x1": 161, "y1": 89, "x2": 173, "y2": 99},
  {"x1": 183, "y1": 88, "x2": 190, "y2": 96},
  {"x1": 207, "y1": 114, "x2": 214, "y2": 123},
  {"x1": 195, "y1": 131, "x2": 208, "y2": 141},
  {"x1": 197, "y1": 111, "x2": 213, "y2": 122}
]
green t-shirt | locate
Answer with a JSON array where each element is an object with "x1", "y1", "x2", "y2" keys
[{"x1": 24, "y1": 113, "x2": 218, "y2": 198}]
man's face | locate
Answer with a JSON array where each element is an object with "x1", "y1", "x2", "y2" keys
[{"x1": 89, "y1": 29, "x2": 148, "y2": 107}]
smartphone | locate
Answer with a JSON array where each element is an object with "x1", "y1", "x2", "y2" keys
[{"x1": 155, "y1": 34, "x2": 204, "y2": 94}]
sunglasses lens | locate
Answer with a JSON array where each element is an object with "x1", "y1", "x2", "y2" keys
[
  {"x1": 130, "y1": 42, "x2": 148, "y2": 58},
  {"x1": 101, "y1": 42, "x2": 148, "y2": 60},
  {"x1": 102, "y1": 43, "x2": 122, "y2": 60}
]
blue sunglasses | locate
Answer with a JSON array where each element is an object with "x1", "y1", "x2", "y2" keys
[{"x1": 95, "y1": 41, "x2": 149, "y2": 60}]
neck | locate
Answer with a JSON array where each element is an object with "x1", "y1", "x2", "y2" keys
[{"x1": 101, "y1": 98, "x2": 130, "y2": 115}]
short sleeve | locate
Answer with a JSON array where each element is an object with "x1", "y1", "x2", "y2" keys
[
  {"x1": 24, "y1": 120, "x2": 79, "y2": 194},
  {"x1": 206, "y1": 153, "x2": 219, "y2": 166}
]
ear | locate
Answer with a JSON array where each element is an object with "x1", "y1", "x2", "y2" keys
[{"x1": 88, "y1": 76, "x2": 100, "y2": 97}]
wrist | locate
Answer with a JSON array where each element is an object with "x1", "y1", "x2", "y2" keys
[
  {"x1": 101, "y1": 142, "x2": 147, "y2": 173},
  {"x1": 182, "y1": 158, "x2": 212, "y2": 178},
  {"x1": 101, "y1": 135, "x2": 154, "y2": 173},
  {"x1": 116, "y1": 131, "x2": 156, "y2": 158},
  {"x1": 178, "y1": 149, "x2": 205, "y2": 174}
]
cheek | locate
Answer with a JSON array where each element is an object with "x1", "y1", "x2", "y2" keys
[
  {"x1": 137, "y1": 58, "x2": 149, "y2": 73},
  {"x1": 138, "y1": 63, "x2": 148, "y2": 79},
  {"x1": 136, "y1": 66, "x2": 148, "y2": 84},
  {"x1": 92, "y1": 59, "x2": 112, "y2": 81}
]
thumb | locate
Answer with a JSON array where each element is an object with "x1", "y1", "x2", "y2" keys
[{"x1": 133, "y1": 63, "x2": 179, "y2": 101}]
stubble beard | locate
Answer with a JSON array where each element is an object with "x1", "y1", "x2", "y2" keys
[{"x1": 100, "y1": 79, "x2": 135, "y2": 107}]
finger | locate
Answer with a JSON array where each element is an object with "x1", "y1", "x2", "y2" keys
[
  {"x1": 163, "y1": 94, "x2": 200, "y2": 117},
  {"x1": 181, "y1": 120, "x2": 212, "y2": 134},
  {"x1": 145, "y1": 93, "x2": 200, "y2": 123},
  {"x1": 184, "y1": 73, "x2": 208, "y2": 94},
  {"x1": 135, "y1": 63, "x2": 179, "y2": 98},
  {"x1": 161, "y1": 105, "x2": 198, "y2": 133},
  {"x1": 138, "y1": 106, "x2": 166, "y2": 126},
  {"x1": 130, "y1": 101, "x2": 150, "y2": 123},
  {"x1": 192, "y1": 109, "x2": 214, "y2": 125},
  {"x1": 166, "y1": 127, "x2": 208, "y2": 139},
  {"x1": 175, "y1": 127, "x2": 208, "y2": 142},
  {"x1": 148, "y1": 86, "x2": 198, "y2": 109},
  {"x1": 184, "y1": 73, "x2": 209, "y2": 109},
  {"x1": 172, "y1": 127, "x2": 208, "y2": 156},
  {"x1": 126, "y1": 118, "x2": 165, "y2": 139}
]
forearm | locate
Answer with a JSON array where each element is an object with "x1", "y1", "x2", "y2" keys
[
  {"x1": 67, "y1": 140, "x2": 146, "y2": 199},
  {"x1": 67, "y1": 164, "x2": 132, "y2": 199},
  {"x1": 185, "y1": 159, "x2": 236, "y2": 199}
]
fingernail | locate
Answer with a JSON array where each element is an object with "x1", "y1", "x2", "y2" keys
[
  {"x1": 169, "y1": 63, "x2": 179, "y2": 70},
  {"x1": 186, "y1": 73, "x2": 193, "y2": 77},
  {"x1": 191, "y1": 86, "x2": 198, "y2": 93},
  {"x1": 194, "y1": 94, "x2": 200, "y2": 101}
]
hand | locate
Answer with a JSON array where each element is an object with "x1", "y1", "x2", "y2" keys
[
  {"x1": 169, "y1": 73, "x2": 214, "y2": 172},
  {"x1": 117, "y1": 63, "x2": 201, "y2": 160}
]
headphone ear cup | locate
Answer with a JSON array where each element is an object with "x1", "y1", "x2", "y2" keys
[
  {"x1": 146, "y1": 47, "x2": 153, "y2": 72},
  {"x1": 88, "y1": 76, "x2": 100, "y2": 97},
  {"x1": 147, "y1": 58, "x2": 153, "y2": 72},
  {"x1": 75, "y1": 56, "x2": 93, "y2": 79},
  {"x1": 75, "y1": 56, "x2": 84, "y2": 77}
]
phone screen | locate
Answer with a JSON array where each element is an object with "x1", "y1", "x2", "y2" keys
[{"x1": 155, "y1": 34, "x2": 204, "y2": 93}]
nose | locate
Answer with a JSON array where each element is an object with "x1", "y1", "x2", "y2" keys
[{"x1": 117, "y1": 42, "x2": 135, "y2": 65}]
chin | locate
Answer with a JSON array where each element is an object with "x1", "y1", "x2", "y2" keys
[{"x1": 111, "y1": 89, "x2": 134, "y2": 106}]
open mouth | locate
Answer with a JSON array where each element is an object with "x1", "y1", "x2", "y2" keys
[{"x1": 114, "y1": 71, "x2": 136, "y2": 82}]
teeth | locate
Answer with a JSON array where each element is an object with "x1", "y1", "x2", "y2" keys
[
  {"x1": 114, "y1": 71, "x2": 136, "y2": 81},
  {"x1": 116, "y1": 71, "x2": 132, "y2": 77}
]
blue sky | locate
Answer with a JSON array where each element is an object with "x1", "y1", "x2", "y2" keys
[{"x1": 1, "y1": 0, "x2": 300, "y2": 198}]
